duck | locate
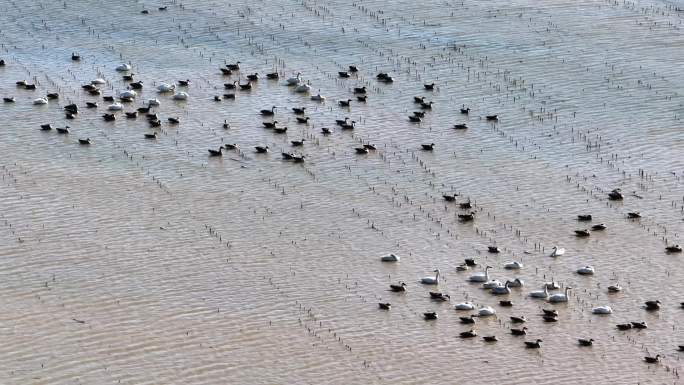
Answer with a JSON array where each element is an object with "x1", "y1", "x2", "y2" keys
[
  {"x1": 147, "y1": 98, "x2": 161, "y2": 106},
  {"x1": 348, "y1": 65, "x2": 358, "y2": 72},
  {"x1": 46, "y1": 93, "x2": 59, "y2": 100},
  {"x1": 608, "y1": 284, "x2": 623, "y2": 293},
  {"x1": 286, "y1": 73, "x2": 302, "y2": 85},
  {"x1": 224, "y1": 143, "x2": 238, "y2": 150},
  {"x1": 291, "y1": 107, "x2": 306, "y2": 115},
  {"x1": 296, "y1": 117, "x2": 310, "y2": 124},
  {"x1": 255, "y1": 146, "x2": 269, "y2": 153},
  {"x1": 173, "y1": 92, "x2": 189, "y2": 100},
  {"x1": 488, "y1": 246, "x2": 500, "y2": 253},
  {"x1": 208, "y1": 147, "x2": 224, "y2": 157},
  {"x1": 631, "y1": 321, "x2": 648, "y2": 329},
  {"x1": 578, "y1": 214, "x2": 593, "y2": 221},
  {"x1": 3, "y1": 97, "x2": 15, "y2": 103},
  {"x1": 247, "y1": 73, "x2": 259, "y2": 81},
  {"x1": 459, "y1": 330, "x2": 477, "y2": 338},
  {"x1": 379, "y1": 75, "x2": 394, "y2": 83},
  {"x1": 353, "y1": 87, "x2": 367, "y2": 94},
  {"x1": 115, "y1": 63, "x2": 132, "y2": 72},
  {"x1": 529, "y1": 286, "x2": 549, "y2": 299},
  {"x1": 295, "y1": 84, "x2": 312, "y2": 93},
  {"x1": 260, "y1": 106, "x2": 277, "y2": 116},
  {"x1": 592, "y1": 223, "x2": 607, "y2": 231},
  {"x1": 310, "y1": 94, "x2": 326, "y2": 101},
  {"x1": 483, "y1": 336, "x2": 498, "y2": 342},
  {"x1": 575, "y1": 229, "x2": 590, "y2": 237},
  {"x1": 338, "y1": 71, "x2": 350, "y2": 78},
  {"x1": 499, "y1": 300, "x2": 513, "y2": 307},
  {"x1": 281, "y1": 152, "x2": 295, "y2": 160},
  {"x1": 168, "y1": 117, "x2": 180, "y2": 124},
  {"x1": 108, "y1": 103, "x2": 124, "y2": 111},
  {"x1": 357, "y1": 95, "x2": 367, "y2": 102},
  {"x1": 486, "y1": 115, "x2": 499, "y2": 121},
  {"x1": 477, "y1": 306, "x2": 496, "y2": 317},
  {"x1": 339, "y1": 99, "x2": 352, "y2": 107},
  {"x1": 421, "y1": 143, "x2": 435, "y2": 151},
  {"x1": 103, "y1": 96, "x2": 115, "y2": 102},
  {"x1": 420, "y1": 101, "x2": 433, "y2": 110},
  {"x1": 291, "y1": 139, "x2": 305, "y2": 147},
  {"x1": 177, "y1": 79, "x2": 190, "y2": 87},
  {"x1": 149, "y1": 120, "x2": 161, "y2": 128},
  {"x1": 377, "y1": 72, "x2": 391, "y2": 80},
  {"x1": 452, "y1": 123, "x2": 468, "y2": 130},
  {"x1": 273, "y1": 127, "x2": 288, "y2": 134},
  {"x1": 144, "y1": 133, "x2": 157, "y2": 139},
  {"x1": 644, "y1": 355, "x2": 660, "y2": 364},
  {"x1": 608, "y1": 189, "x2": 624, "y2": 200},
  {"x1": 541, "y1": 309, "x2": 558, "y2": 317},
  {"x1": 442, "y1": 194, "x2": 457, "y2": 202},
  {"x1": 525, "y1": 339, "x2": 543, "y2": 349},
  {"x1": 40, "y1": 124, "x2": 53, "y2": 131},
  {"x1": 577, "y1": 266, "x2": 595, "y2": 275},
  {"x1": 665, "y1": 244, "x2": 682, "y2": 253},
  {"x1": 266, "y1": 72, "x2": 279, "y2": 79},
  {"x1": 65, "y1": 112, "x2": 76, "y2": 120},
  {"x1": 508, "y1": 278, "x2": 524, "y2": 288},
  {"x1": 214, "y1": 95, "x2": 222, "y2": 101},
  {"x1": 363, "y1": 144, "x2": 376, "y2": 150},
  {"x1": 321, "y1": 127, "x2": 332, "y2": 135},
  {"x1": 491, "y1": 281, "x2": 511, "y2": 295},
  {"x1": 424, "y1": 83, "x2": 435, "y2": 90},
  {"x1": 56, "y1": 126, "x2": 70, "y2": 134},
  {"x1": 340, "y1": 121, "x2": 356, "y2": 130},
  {"x1": 64, "y1": 104, "x2": 78, "y2": 113},
  {"x1": 549, "y1": 246, "x2": 565, "y2": 257},
  {"x1": 421, "y1": 269, "x2": 440, "y2": 285},
  {"x1": 644, "y1": 300, "x2": 661, "y2": 311},
  {"x1": 409, "y1": 115, "x2": 422, "y2": 123},
  {"x1": 510, "y1": 316, "x2": 526, "y2": 323},
  {"x1": 464, "y1": 258, "x2": 477, "y2": 267},
  {"x1": 224, "y1": 81, "x2": 238, "y2": 90},
  {"x1": 468, "y1": 266, "x2": 492, "y2": 283},
  {"x1": 16, "y1": 80, "x2": 28, "y2": 87},
  {"x1": 380, "y1": 253, "x2": 400, "y2": 262},
  {"x1": 592, "y1": 306, "x2": 613, "y2": 314},
  {"x1": 33, "y1": 97, "x2": 48, "y2": 105},
  {"x1": 263, "y1": 121, "x2": 278, "y2": 129},
  {"x1": 454, "y1": 302, "x2": 475, "y2": 311},
  {"x1": 157, "y1": 83, "x2": 176, "y2": 93},
  {"x1": 0, "y1": 59, "x2": 5, "y2": 66},
  {"x1": 24, "y1": 84, "x2": 37, "y2": 90},
  {"x1": 389, "y1": 282, "x2": 407, "y2": 292},
  {"x1": 226, "y1": 61, "x2": 241, "y2": 71},
  {"x1": 504, "y1": 261, "x2": 523, "y2": 270},
  {"x1": 616, "y1": 323, "x2": 632, "y2": 330},
  {"x1": 78, "y1": 138, "x2": 91, "y2": 145},
  {"x1": 413, "y1": 111, "x2": 426, "y2": 118},
  {"x1": 89, "y1": 89, "x2": 102, "y2": 96},
  {"x1": 355, "y1": 148, "x2": 369, "y2": 155},
  {"x1": 378, "y1": 303, "x2": 391, "y2": 310},
  {"x1": 627, "y1": 212, "x2": 641, "y2": 219},
  {"x1": 125, "y1": 111, "x2": 138, "y2": 119},
  {"x1": 511, "y1": 327, "x2": 528, "y2": 336},
  {"x1": 86, "y1": 102, "x2": 98, "y2": 108},
  {"x1": 459, "y1": 201, "x2": 472, "y2": 209},
  {"x1": 578, "y1": 338, "x2": 594, "y2": 346},
  {"x1": 123, "y1": 74, "x2": 135, "y2": 81},
  {"x1": 458, "y1": 212, "x2": 475, "y2": 221},
  {"x1": 429, "y1": 292, "x2": 450, "y2": 301},
  {"x1": 460, "y1": 315, "x2": 476, "y2": 324},
  {"x1": 220, "y1": 68, "x2": 232, "y2": 75},
  {"x1": 548, "y1": 287, "x2": 572, "y2": 303},
  {"x1": 460, "y1": 107, "x2": 470, "y2": 114},
  {"x1": 545, "y1": 315, "x2": 559, "y2": 322}
]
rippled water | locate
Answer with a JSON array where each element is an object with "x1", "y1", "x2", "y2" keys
[{"x1": 1, "y1": 0, "x2": 684, "y2": 383}]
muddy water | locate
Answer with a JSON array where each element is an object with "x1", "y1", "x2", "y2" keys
[{"x1": 0, "y1": 0, "x2": 683, "y2": 384}]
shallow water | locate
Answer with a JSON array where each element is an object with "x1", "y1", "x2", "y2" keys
[{"x1": 1, "y1": 0, "x2": 684, "y2": 384}]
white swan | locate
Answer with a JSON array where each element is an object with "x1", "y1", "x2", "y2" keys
[
  {"x1": 529, "y1": 285, "x2": 549, "y2": 299},
  {"x1": 116, "y1": 63, "x2": 132, "y2": 72},
  {"x1": 454, "y1": 302, "x2": 475, "y2": 311},
  {"x1": 491, "y1": 281, "x2": 511, "y2": 295},
  {"x1": 577, "y1": 266, "x2": 595, "y2": 275},
  {"x1": 295, "y1": 84, "x2": 312, "y2": 93},
  {"x1": 468, "y1": 266, "x2": 492, "y2": 283},
  {"x1": 119, "y1": 90, "x2": 137, "y2": 99},
  {"x1": 310, "y1": 94, "x2": 326, "y2": 102},
  {"x1": 548, "y1": 287, "x2": 572, "y2": 303},
  {"x1": 91, "y1": 78, "x2": 106, "y2": 85},
  {"x1": 508, "y1": 278, "x2": 524, "y2": 288},
  {"x1": 157, "y1": 83, "x2": 176, "y2": 93},
  {"x1": 380, "y1": 253, "x2": 400, "y2": 262},
  {"x1": 107, "y1": 103, "x2": 123, "y2": 111},
  {"x1": 482, "y1": 280, "x2": 503, "y2": 289},
  {"x1": 504, "y1": 261, "x2": 523, "y2": 270},
  {"x1": 147, "y1": 99, "x2": 161, "y2": 106},
  {"x1": 478, "y1": 306, "x2": 496, "y2": 317},
  {"x1": 173, "y1": 92, "x2": 189, "y2": 100},
  {"x1": 421, "y1": 269, "x2": 440, "y2": 285},
  {"x1": 286, "y1": 72, "x2": 302, "y2": 86},
  {"x1": 592, "y1": 305, "x2": 613, "y2": 314},
  {"x1": 33, "y1": 97, "x2": 48, "y2": 105},
  {"x1": 550, "y1": 246, "x2": 565, "y2": 257}
]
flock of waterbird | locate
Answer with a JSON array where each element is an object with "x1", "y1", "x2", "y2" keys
[{"x1": 1, "y1": 51, "x2": 683, "y2": 367}]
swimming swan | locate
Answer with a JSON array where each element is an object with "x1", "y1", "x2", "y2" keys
[
  {"x1": 548, "y1": 287, "x2": 572, "y2": 303},
  {"x1": 468, "y1": 266, "x2": 492, "y2": 283},
  {"x1": 550, "y1": 246, "x2": 565, "y2": 257},
  {"x1": 421, "y1": 269, "x2": 440, "y2": 285}
]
